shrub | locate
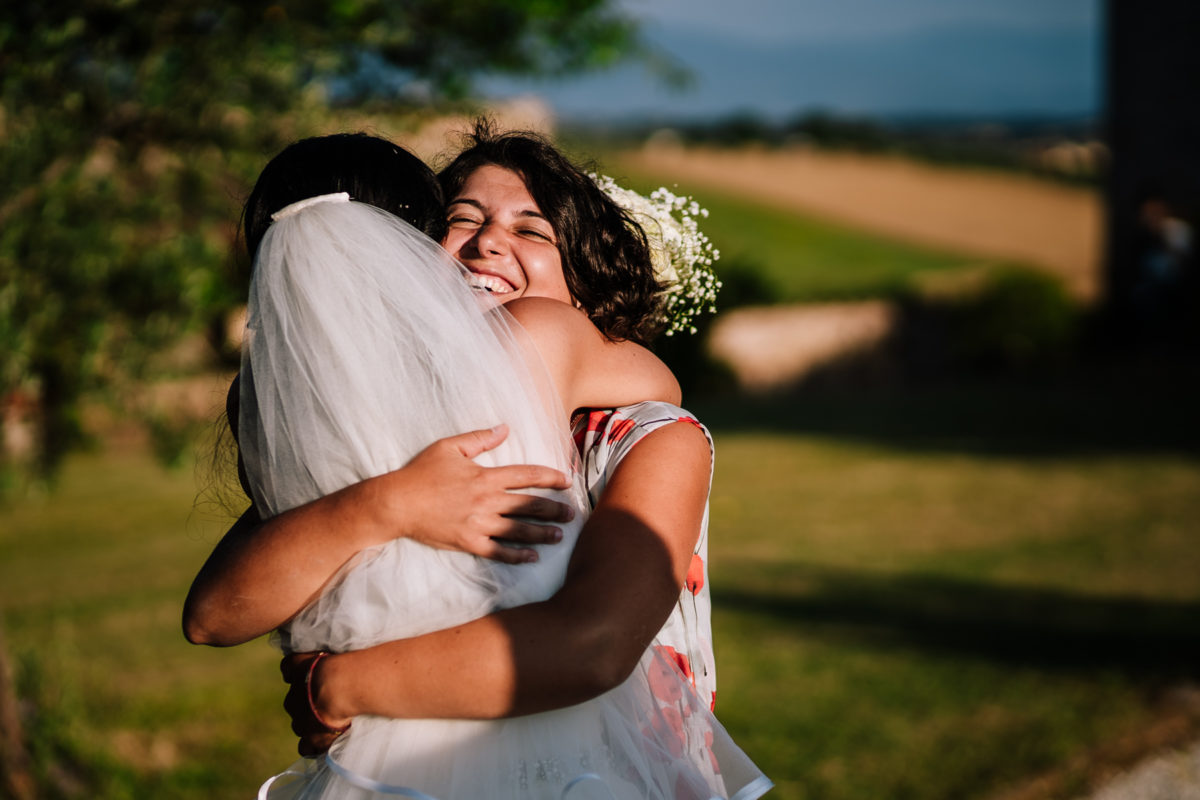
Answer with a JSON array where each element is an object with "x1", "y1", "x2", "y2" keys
[{"x1": 944, "y1": 267, "x2": 1080, "y2": 371}]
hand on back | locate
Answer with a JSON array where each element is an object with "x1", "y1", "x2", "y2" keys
[{"x1": 372, "y1": 424, "x2": 574, "y2": 564}]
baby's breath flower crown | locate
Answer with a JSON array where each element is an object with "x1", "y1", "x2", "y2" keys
[{"x1": 590, "y1": 174, "x2": 721, "y2": 335}]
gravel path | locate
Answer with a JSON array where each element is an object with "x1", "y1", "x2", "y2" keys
[{"x1": 707, "y1": 301, "x2": 896, "y2": 390}]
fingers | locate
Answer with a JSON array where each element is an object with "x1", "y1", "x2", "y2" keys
[
  {"x1": 488, "y1": 464, "x2": 572, "y2": 492},
  {"x1": 282, "y1": 654, "x2": 340, "y2": 756},
  {"x1": 438, "y1": 428, "x2": 572, "y2": 491},
  {"x1": 474, "y1": 521, "x2": 570, "y2": 563},
  {"x1": 280, "y1": 652, "x2": 313, "y2": 682},
  {"x1": 478, "y1": 540, "x2": 539, "y2": 565},
  {"x1": 284, "y1": 686, "x2": 310, "y2": 736},
  {"x1": 449, "y1": 424, "x2": 509, "y2": 459},
  {"x1": 298, "y1": 731, "x2": 338, "y2": 757},
  {"x1": 284, "y1": 684, "x2": 328, "y2": 741},
  {"x1": 426, "y1": 428, "x2": 572, "y2": 491},
  {"x1": 493, "y1": 520, "x2": 565, "y2": 546},
  {"x1": 495, "y1": 492, "x2": 574, "y2": 523}
]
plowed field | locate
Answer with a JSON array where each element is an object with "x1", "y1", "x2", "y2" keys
[{"x1": 617, "y1": 147, "x2": 1104, "y2": 300}]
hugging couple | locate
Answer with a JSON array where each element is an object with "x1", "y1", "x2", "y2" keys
[{"x1": 184, "y1": 120, "x2": 771, "y2": 799}]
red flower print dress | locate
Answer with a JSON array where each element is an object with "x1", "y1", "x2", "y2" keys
[{"x1": 573, "y1": 402, "x2": 719, "y2": 712}]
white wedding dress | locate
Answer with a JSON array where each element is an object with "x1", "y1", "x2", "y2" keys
[{"x1": 241, "y1": 195, "x2": 770, "y2": 800}]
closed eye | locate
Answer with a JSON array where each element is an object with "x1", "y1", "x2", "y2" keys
[{"x1": 519, "y1": 227, "x2": 554, "y2": 242}]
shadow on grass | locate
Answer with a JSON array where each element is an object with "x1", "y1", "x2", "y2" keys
[
  {"x1": 690, "y1": 354, "x2": 1200, "y2": 459},
  {"x1": 717, "y1": 565, "x2": 1200, "y2": 680}
]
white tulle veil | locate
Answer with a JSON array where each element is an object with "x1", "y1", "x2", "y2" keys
[{"x1": 238, "y1": 193, "x2": 577, "y2": 520}]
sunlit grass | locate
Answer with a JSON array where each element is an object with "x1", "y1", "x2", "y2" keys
[
  {"x1": 701, "y1": 412, "x2": 1200, "y2": 799},
  {"x1": 2, "y1": 422, "x2": 1197, "y2": 798},
  {"x1": 1, "y1": 447, "x2": 296, "y2": 798}
]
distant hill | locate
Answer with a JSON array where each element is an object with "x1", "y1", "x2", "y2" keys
[{"x1": 480, "y1": 21, "x2": 1100, "y2": 121}]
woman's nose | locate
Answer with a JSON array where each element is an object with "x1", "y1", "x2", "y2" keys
[{"x1": 473, "y1": 221, "x2": 507, "y2": 255}]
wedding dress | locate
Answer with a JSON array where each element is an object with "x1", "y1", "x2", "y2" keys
[{"x1": 241, "y1": 194, "x2": 771, "y2": 800}]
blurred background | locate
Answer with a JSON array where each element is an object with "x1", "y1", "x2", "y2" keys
[{"x1": 2, "y1": 1, "x2": 1199, "y2": 798}]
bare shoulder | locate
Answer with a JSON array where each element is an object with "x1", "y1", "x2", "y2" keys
[
  {"x1": 505, "y1": 297, "x2": 595, "y2": 338},
  {"x1": 603, "y1": 418, "x2": 712, "y2": 506},
  {"x1": 504, "y1": 297, "x2": 599, "y2": 368},
  {"x1": 594, "y1": 418, "x2": 711, "y2": 558},
  {"x1": 504, "y1": 297, "x2": 680, "y2": 411},
  {"x1": 620, "y1": 418, "x2": 712, "y2": 474}
]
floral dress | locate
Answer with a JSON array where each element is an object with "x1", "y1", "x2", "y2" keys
[{"x1": 573, "y1": 401, "x2": 718, "y2": 712}]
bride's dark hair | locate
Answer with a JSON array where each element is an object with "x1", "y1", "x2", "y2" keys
[
  {"x1": 438, "y1": 120, "x2": 667, "y2": 345},
  {"x1": 213, "y1": 133, "x2": 447, "y2": 516},
  {"x1": 242, "y1": 133, "x2": 445, "y2": 262}
]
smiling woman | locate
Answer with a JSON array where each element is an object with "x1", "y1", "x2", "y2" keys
[
  {"x1": 444, "y1": 164, "x2": 574, "y2": 305},
  {"x1": 438, "y1": 121, "x2": 668, "y2": 345}
]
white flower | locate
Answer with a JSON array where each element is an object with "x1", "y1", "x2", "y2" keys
[{"x1": 591, "y1": 174, "x2": 721, "y2": 336}]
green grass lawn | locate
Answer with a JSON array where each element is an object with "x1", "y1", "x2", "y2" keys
[
  {"x1": 692, "y1": 365, "x2": 1200, "y2": 800},
  {"x1": 707, "y1": 440, "x2": 1199, "y2": 799},
  {"x1": 0, "y1": 446, "x2": 297, "y2": 797},
  {"x1": 3, "y1": 371, "x2": 1198, "y2": 800}
]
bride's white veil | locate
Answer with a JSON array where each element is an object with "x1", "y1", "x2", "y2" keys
[{"x1": 238, "y1": 193, "x2": 576, "y2": 520}]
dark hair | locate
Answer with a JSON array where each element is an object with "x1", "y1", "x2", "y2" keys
[
  {"x1": 215, "y1": 133, "x2": 444, "y2": 517},
  {"x1": 438, "y1": 121, "x2": 666, "y2": 344},
  {"x1": 242, "y1": 133, "x2": 445, "y2": 261}
]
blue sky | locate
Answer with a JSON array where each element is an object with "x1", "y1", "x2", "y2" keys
[
  {"x1": 480, "y1": 0, "x2": 1103, "y2": 121},
  {"x1": 617, "y1": 0, "x2": 1097, "y2": 42}
]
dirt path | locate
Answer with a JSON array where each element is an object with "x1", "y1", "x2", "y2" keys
[{"x1": 618, "y1": 146, "x2": 1104, "y2": 300}]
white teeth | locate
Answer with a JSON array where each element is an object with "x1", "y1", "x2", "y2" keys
[{"x1": 468, "y1": 273, "x2": 514, "y2": 294}]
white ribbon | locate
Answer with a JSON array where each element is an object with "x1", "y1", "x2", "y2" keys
[
  {"x1": 561, "y1": 772, "x2": 617, "y2": 799},
  {"x1": 270, "y1": 192, "x2": 351, "y2": 222},
  {"x1": 325, "y1": 751, "x2": 442, "y2": 799},
  {"x1": 256, "y1": 766, "x2": 310, "y2": 800}
]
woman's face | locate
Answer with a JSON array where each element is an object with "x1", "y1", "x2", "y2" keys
[{"x1": 442, "y1": 165, "x2": 572, "y2": 306}]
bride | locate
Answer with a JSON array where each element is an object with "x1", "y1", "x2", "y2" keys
[{"x1": 211, "y1": 132, "x2": 770, "y2": 799}]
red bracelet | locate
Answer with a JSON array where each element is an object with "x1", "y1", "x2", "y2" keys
[{"x1": 306, "y1": 652, "x2": 351, "y2": 735}]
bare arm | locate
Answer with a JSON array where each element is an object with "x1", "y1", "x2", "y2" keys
[
  {"x1": 183, "y1": 425, "x2": 574, "y2": 646},
  {"x1": 290, "y1": 420, "x2": 709, "y2": 747}
]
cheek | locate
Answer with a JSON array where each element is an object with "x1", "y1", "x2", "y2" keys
[
  {"x1": 525, "y1": 248, "x2": 572, "y2": 302},
  {"x1": 441, "y1": 230, "x2": 467, "y2": 259}
]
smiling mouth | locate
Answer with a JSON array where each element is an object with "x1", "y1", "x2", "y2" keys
[{"x1": 467, "y1": 273, "x2": 515, "y2": 295}]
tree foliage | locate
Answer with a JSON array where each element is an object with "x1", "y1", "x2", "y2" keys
[{"x1": 0, "y1": 0, "x2": 642, "y2": 481}]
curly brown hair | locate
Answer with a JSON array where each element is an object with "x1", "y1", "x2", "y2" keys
[{"x1": 438, "y1": 121, "x2": 667, "y2": 345}]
